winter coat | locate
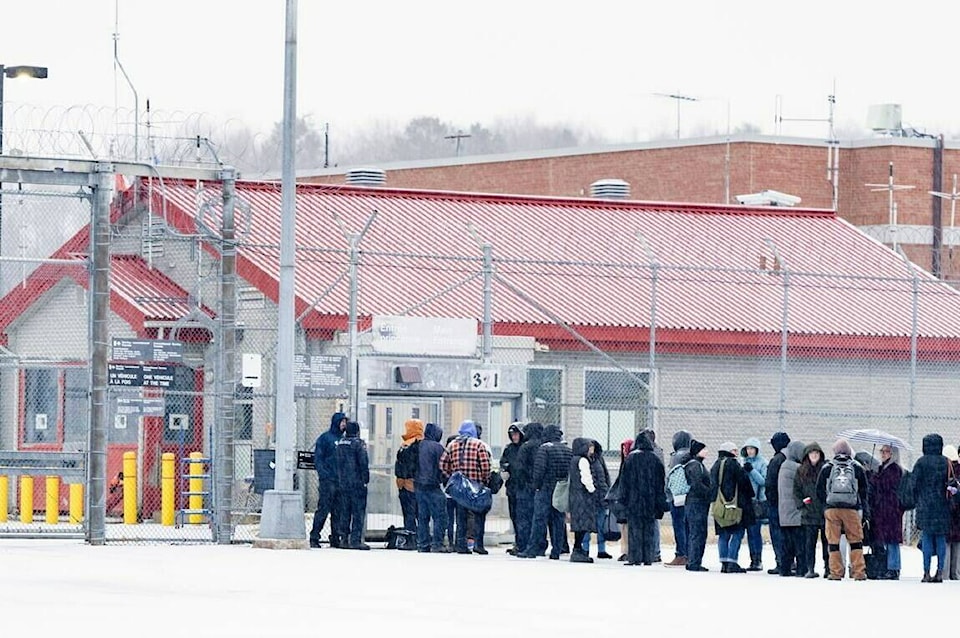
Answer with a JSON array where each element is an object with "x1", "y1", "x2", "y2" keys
[
  {"x1": 740, "y1": 437, "x2": 768, "y2": 503},
  {"x1": 669, "y1": 430, "x2": 692, "y2": 469},
  {"x1": 513, "y1": 423, "x2": 543, "y2": 492},
  {"x1": 710, "y1": 452, "x2": 755, "y2": 533},
  {"x1": 568, "y1": 438, "x2": 609, "y2": 532},
  {"x1": 911, "y1": 434, "x2": 952, "y2": 535},
  {"x1": 621, "y1": 434, "x2": 666, "y2": 523},
  {"x1": 948, "y1": 460, "x2": 960, "y2": 544},
  {"x1": 440, "y1": 421, "x2": 492, "y2": 484},
  {"x1": 314, "y1": 412, "x2": 346, "y2": 482},
  {"x1": 416, "y1": 423, "x2": 445, "y2": 490},
  {"x1": 777, "y1": 441, "x2": 805, "y2": 527},
  {"x1": 395, "y1": 419, "x2": 424, "y2": 492},
  {"x1": 684, "y1": 457, "x2": 712, "y2": 503},
  {"x1": 500, "y1": 424, "x2": 524, "y2": 495},
  {"x1": 335, "y1": 421, "x2": 369, "y2": 488},
  {"x1": 869, "y1": 454, "x2": 904, "y2": 544},
  {"x1": 533, "y1": 425, "x2": 572, "y2": 490},
  {"x1": 792, "y1": 442, "x2": 825, "y2": 526},
  {"x1": 640, "y1": 429, "x2": 665, "y2": 467},
  {"x1": 765, "y1": 432, "x2": 791, "y2": 505}
]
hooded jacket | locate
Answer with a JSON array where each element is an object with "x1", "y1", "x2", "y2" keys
[
  {"x1": 416, "y1": 422, "x2": 445, "y2": 490},
  {"x1": 683, "y1": 440, "x2": 712, "y2": 503},
  {"x1": 335, "y1": 421, "x2": 369, "y2": 488},
  {"x1": 533, "y1": 425, "x2": 572, "y2": 490},
  {"x1": 793, "y1": 442, "x2": 826, "y2": 526},
  {"x1": 395, "y1": 419, "x2": 424, "y2": 492},
  {"x1": 740, "y1": 437, "x2": 768, "y2": 503},
  {"x1": 777, "y1": 440, "x2": 806, "y2": 526},
  {"x1": 669, "y1": 430, "x2": 692, "y2": 469},
  {"x1": 621, "y1": 433, "x2": 667, "y2": 522},
  {"x1": 911, "y1": 433, "x2": 952, "y2": 535},
  {"x1": 314, "y1": 412, "x2": 346, "y2": 482},
  {"x1": 640, "y1": 429, "x2": 665, "y2": 467},
  {"x1": 440, "y1": 421, "x2": 491, "y2": 484},
  {"x1": 816, "y1": 446, "x2": 870, "y2": 515},
  {"x1": 514, "y1": 423, "x2": 543, "y2": 491},
  {"x1": 500, "y1": 423, "x2": 525, "y2": 495},
  {"x1": 568, "y1": 438, "x2": 609, "y2": 532},
  {"x1": 765, "y1": 432, "x2": 791, "y2": 506},
  {"x1": 710, "y1": 450, "x2": 756, "y2": 531}
]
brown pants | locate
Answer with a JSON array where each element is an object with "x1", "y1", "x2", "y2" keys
[{"x1": 824, "y1": 508, "x2": 866, "y2": 580}]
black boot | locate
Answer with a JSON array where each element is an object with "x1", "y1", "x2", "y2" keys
[
  {"x1": 721, "y1": 562, "x2": 730, "y2": 573},
  {"x1": 727, "y1": 562, "x2": 747, "y2": 573},
  {"x1": 748, "y1": 555, "x2": 762, "y2": 571},
  {"x1": 570, "y1": 550, "x2": 593, "y2": 564}
]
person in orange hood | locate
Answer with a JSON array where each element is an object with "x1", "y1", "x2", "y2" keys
[{"x1": 395, "y1": 419, "x2": 425, "y2": 532}]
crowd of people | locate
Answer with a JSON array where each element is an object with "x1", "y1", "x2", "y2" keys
[{"x1": 307, "y1": 411, "x2": 960, "y2": 582}]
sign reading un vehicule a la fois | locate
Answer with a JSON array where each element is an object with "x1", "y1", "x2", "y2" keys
[{"x1": 371, "y1": 316, "x2": 478, "y2": 357}]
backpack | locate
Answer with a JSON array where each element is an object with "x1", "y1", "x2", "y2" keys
[
  {"x1": 826, "y1": 459, "x2": 859, "y2": 507},
  {"x1": 667, "y1": 463, "x2": 691, "y2": 506}
]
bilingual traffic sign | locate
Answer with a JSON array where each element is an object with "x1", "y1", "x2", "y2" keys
[
  {"x1": 111, "y1": 338, "x2": 183, "y2": 363},
  {"x1": 108, "y1": 364, "x2": 176, "y2": 388}
]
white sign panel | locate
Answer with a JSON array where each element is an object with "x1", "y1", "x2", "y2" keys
[
  {"x1": 371, "y1": 316, "x2": 478, "y2": 357},
  {"x1": 470, "y1": 369, "x2": 502, "y2": 391},
  {"x1": 242, "y1": 353, "x2": 263, "y2": 388}
]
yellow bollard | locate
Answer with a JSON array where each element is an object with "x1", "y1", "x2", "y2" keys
[
  {"x1": 123, "y1": 451, "x2": 137, "y2": 525},
  {"x1": 0, "y1": 475, "x2": 8, "y2": 523},
  {"x1": 188, "y1": 452, "x2": 204, "y2": 524},
  {"x1": 161, "y1": 453, "x2": 175, "y2": 526},
  {"x1": 45, "y1": 476, "x2": 59, "y2": 524},
  {"x1": 70, "y1": 484, "x2": 83, "y2": 524},
  {"x1": 20, "y1": 476, "x2": 34, "y2": 524}
]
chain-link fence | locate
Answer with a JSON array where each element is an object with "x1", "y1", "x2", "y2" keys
[{"x1": 1, "y1": 161, "x2": 958, "y2": 545}]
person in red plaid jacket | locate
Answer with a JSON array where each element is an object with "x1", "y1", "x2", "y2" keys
[{"x1": 440, "y1": 420, "x2": 492, "y2": 554}]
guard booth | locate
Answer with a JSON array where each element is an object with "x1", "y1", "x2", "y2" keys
[{"x1": 350, "y1": 316, "x2": 532, "y2": 536}]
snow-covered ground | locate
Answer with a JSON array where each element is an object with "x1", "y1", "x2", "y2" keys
[{"x1": 1, "y1": 538, "x2": 950, "y2": 636}]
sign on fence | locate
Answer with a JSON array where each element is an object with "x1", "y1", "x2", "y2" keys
[
  {"x1": 111, "y1": 338, "x2": 183, "y2": 363},
  {"x1": 294, "y1": 354, "x2": 347, "y2": 397},
  {"x1": 107, "y1": 364, "x2": 176, "y2": 388}
]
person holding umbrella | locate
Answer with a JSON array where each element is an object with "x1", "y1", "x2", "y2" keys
[{"x1": 870, "y1": 444, "x2": 904, "y2": 580}]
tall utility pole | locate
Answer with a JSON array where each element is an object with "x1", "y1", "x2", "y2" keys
[
  {"x1": 444, "y1": 130, "x2": 471, "y2": 157},
  {"x1": 257, "y1": 0, "x2": 305, "y2": 545},
  {"x1": 654, "y1": 92, "x2": 698, "y2": 140},
  {"x1": 776, "y1": 87, "x2": 840, "y2": 211},
  {"x1": 930, "y1": 173, "x2": 960, "y2": 261}
]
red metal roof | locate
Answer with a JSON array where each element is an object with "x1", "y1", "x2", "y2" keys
[{"x1": 151, "y1": 180, "x2": 960, "y2": 348}]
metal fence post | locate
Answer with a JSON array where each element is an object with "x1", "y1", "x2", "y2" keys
[
  {"x1": 764, "y1": 240, "x2": 789, "y2": 432},
  {"x1": 216, "y1": 168, "x2": 237, "y2": 543},
  {"x1": 482, "y1": 243, "x2": 493, "y2": 364},
  {"x1": 347, "y1": 232, "x2": 360, "y2": 419},
  {"x1": 905, "y1": 259, "x2": 920, "y2": 453},
  {"x1": 86, "y1": 162, "x2": 114, "y2": 545},
  {"x1": 636, "y1": 233, "x2": 658, "y2": 431}
]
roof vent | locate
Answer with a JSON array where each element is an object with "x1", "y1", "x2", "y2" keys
[
  {"x1": 735, "y1": 190, "x2": 801, "y2": 207},
  {"x1": 589, "y1": 178, "x2": 631, "y2": 199},
  {"x1": 345, "y1": 167, "x2": 387, "y2": 186}
]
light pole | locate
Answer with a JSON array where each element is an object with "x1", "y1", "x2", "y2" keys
[{"x1": 0, "y1": 64, "x2": 48, "y2": 292}]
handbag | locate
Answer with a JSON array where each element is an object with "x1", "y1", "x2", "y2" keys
[
  {"x1": 552, "y1": 479, "x2": 570, "y2": 513},
  {"x1": 752, "y1": 498, "x2": 769, "y2": 522},
  {"x1": 602, "y1": 508, "x2": 622, "y2": 542},
  {"x1": 444, "y1": 440, "x2": 493, "y2": 513},
  {"x1": 711, "y1": 459, "x2": 743, "y2": 528},
  {"x1": 488, "y1": 470, "x2": 504, "y2": 495}
]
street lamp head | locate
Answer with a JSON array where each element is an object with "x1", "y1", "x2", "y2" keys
[{"x1": 3, "y1": 65, "x2": 48, "y2": 80}]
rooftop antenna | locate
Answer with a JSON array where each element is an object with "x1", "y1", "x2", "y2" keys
[
  {"x1": 654, "y1": 92, "x2": 699, "y2": 140},
  {"x1": 930, "y1": 173, "x2": 960, "y2": 259},
  {"x1": 113, "y1": 0, "x2": 139, "y2": 160},
  {"x1": 866, "y1": 162, "x2": 915, "y2": 252},
  {"x1": 444, "y1": 129, "x2": 471, "y2": 157},
  {"x1": 775, "y1": 83, "x2": 840, "y2": 210}
]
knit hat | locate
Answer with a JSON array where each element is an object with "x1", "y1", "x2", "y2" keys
[
  {"x1": 770, "y1": 432, "x2": 791, "y2": 453},
  {"x1": 944, "y1": 444, "x2": 959, "y2": 463},
  {"x1": 720, "y1": 441, "x2": 737, "y2": 454},
  {"x1": 689, "y1": 439, "x2": 707, "y2": 457}
]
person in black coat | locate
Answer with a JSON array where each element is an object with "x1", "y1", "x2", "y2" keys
[
  {"x1": 309, "y1": 411, "x2": 347, "y2": 548},
  {"x1": 620, "y1": 433, "x2": 666, "y2": 565},
  {"x1": 710, "y1": 442, "x2": 756, "y2": 573},
  {"x1": 568, "y1": 438, "x2": 608, "y2": 563},
  {"x1": 764, "y1": 431, "x2": 791, "y2": 574},
  {"x1": 522, "y1": 424, "x2": 571, "y2": 559},
  {"x1": 500, "y1": 422, "x2": 525, "y2": 554},
  {"x1": 514, "y1": 422, "x2": 543, "y2": 557},
  {"x1": 334, "y1": 421, "x2": 370, "y2": 550},
  {"x1": 912, "y1": 433, "x2": 952, "y2": 582},
  {"x1": 683, "y1": 439, "x2": 712, "y2": 572}
]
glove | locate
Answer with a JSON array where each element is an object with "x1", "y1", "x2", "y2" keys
[
  {"x1": 742, "y1": 462, "x2": 753, "y2": 474},
  {"x1": 948, "y1": 485, "x2": 958, "y2": 496}
]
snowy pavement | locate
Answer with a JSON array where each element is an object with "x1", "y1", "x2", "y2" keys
[{"x1": 1, "y1": 539, "x2": 949, "y2": 636}]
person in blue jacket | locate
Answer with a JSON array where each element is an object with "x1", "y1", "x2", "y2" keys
[
  {"x1": 741, "y1": 437, "x2": 769, "y2": 571},
  {"x1": 335, "y1": 420, "x2": 370, "y2": 550},
  {"x1": 309, "y1": 412, "x2": 347, "y2": 548}
]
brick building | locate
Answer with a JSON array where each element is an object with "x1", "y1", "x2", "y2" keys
[{"x1": 302, "y1": 134, "x2": 960, "y2": 281}]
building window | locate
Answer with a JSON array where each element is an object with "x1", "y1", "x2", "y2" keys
[
  {"x1": 385, "y1": 407, "x2": 393, "y2": 437},
  {"x1": 527, "y1": 368, "x2": 562, "y2": 426},
  {"x1": 582, "y1": 368, "x2": 650, "y2": 455},
  {"x1": 236, "y1": 384, "x2": 253, "y2": 441}
]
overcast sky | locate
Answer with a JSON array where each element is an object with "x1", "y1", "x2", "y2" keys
[{"x1": 2, "y1": 0, "x2": 957, "y2": 146}]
